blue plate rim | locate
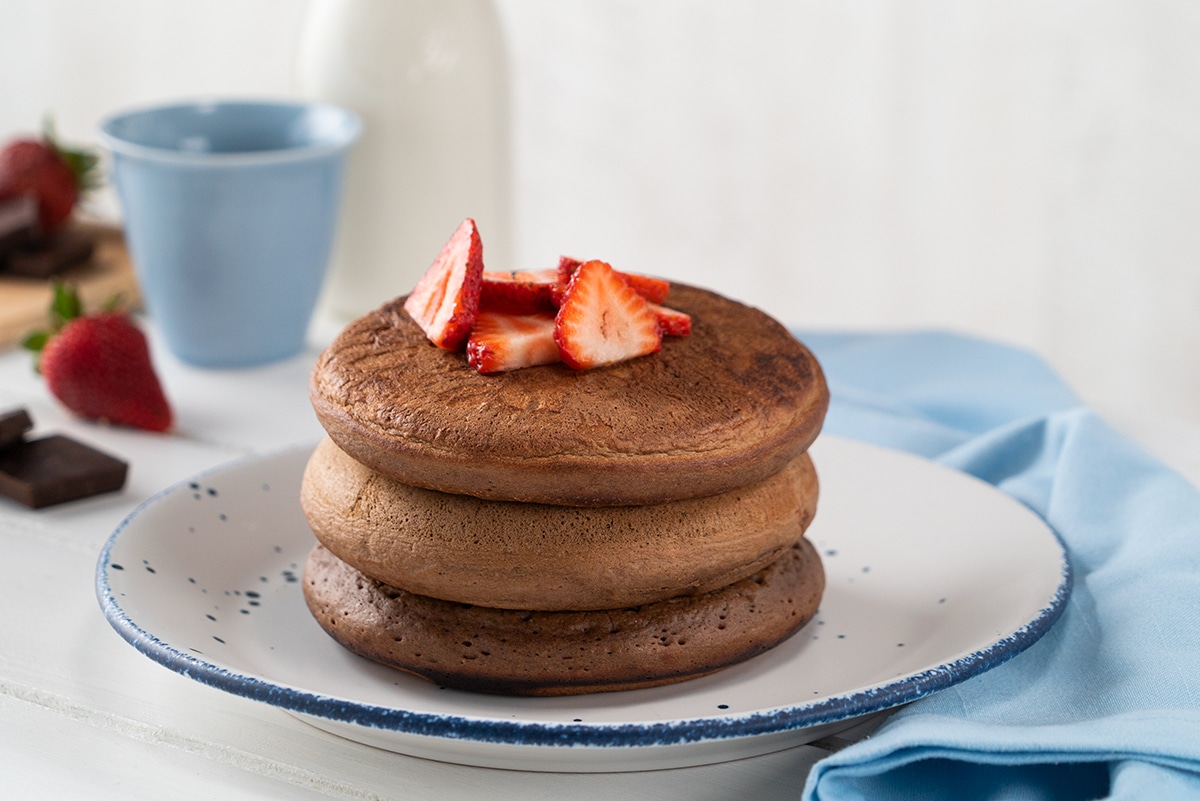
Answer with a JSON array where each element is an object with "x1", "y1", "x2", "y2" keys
[{"x1": 95, "y1": 439, "x2": 1072, "y2": 750}]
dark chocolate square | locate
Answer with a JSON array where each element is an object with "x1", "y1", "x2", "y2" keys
[
  {"x1": 5, "y1": 228, "x2": 95, "y2": 279},
  {"x1": 0, "y1": 408, "x2": 33, "y2": 450},
  {"x1": 0, "y1": 194, "x2": 37, "y2": 262},
  {"x1": 0, "y1": 435, "x2": 128, "y2": 509}
]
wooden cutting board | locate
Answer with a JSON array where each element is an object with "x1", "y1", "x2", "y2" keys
[{"x1": 0, "y1": 223, "x2": 142, "y2": 348}]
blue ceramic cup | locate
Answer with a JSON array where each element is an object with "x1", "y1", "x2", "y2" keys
[{"x1": 100, "y1": 100, "x2": 361, "y2": 367}]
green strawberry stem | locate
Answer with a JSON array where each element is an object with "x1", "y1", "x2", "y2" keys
[
  {"x1": 21, "y1": 281, "x2": 107, "y2": 373},
  {"x1": 50, "y1": 280, "x2": 83, "y2": 326}
]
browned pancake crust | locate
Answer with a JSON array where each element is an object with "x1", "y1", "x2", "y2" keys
[
  {"x1": 309, "y1": 284, "x2": 828, "y2": 506},
  {"x1": 303, "y1": 538, "x2": 824, "y2": 696},
  {"x1": 301, "y1": 436, "x2": 820, "y2": 610}
]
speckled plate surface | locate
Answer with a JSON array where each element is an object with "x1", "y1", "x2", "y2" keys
[{"x1": 96, "y1": 436, "x2": 1070, "y2": 772}]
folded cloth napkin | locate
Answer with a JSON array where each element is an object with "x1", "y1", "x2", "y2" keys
[{"x1": 797, "y1": 331, "x2": 1200, "y2": 801}]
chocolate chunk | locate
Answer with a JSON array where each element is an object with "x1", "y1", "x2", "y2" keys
[
  {"x1": 0, "y1": 408, "x2": 34, "y2": 450},
  {"x1": 0, "y1": 435, "x2": 127, "y2": 509},
  {"x1": 0, "y1": 194, "x2": 37, "y2": 262},
  {"x1": 5, "y1": 227, "x2": 95, "y2": 279}
]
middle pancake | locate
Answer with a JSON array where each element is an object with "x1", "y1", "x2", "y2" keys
[{"x1": 301, "y1": 436, "x2": 819, "y2": 611}]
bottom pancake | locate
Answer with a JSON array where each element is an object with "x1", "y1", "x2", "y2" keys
[{"x1": 303, "y1": 538, "x2": 825, "y2": 696}]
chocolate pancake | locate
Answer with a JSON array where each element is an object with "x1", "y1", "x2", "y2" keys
[
  {"x1": 303, "y1": 537, "x2": 824, "y2": 696},
  {"x1": 301, "y1": 436, "x2": 819, "y2": 610},
  {"x1": 309, "y1": 283, "x2": 828, "y2": 506}
]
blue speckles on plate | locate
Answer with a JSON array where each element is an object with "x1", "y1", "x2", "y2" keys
[{"x1": 94, "y1": 437, "x2": 1072, "y2": 772}]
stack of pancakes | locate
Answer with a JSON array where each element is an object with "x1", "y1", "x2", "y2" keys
[{"x1": 301, "y1": 284, "x2": 830, "y2": 696}]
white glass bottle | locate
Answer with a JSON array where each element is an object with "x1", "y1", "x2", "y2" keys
[{"x1": 296, "y1": 0, "x2": 512, "y2": 321}]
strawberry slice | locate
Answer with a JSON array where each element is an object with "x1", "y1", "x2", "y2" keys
[
  {"x1": 466, "y1": 310, "x2": 560, "y2": 374},
  {"x1": 554, "y1": 260, "x2": 662, "y2": 370},
  {"x1": 556, "y1": 256, "x2": 670, "y2": 304},
  {"x1": 648, "y1": 302, "x2": 692, "y2": 337},
  {"x1": 618, "y1": 272, "x2": 670, "y2": 304},
  {"x1": 403, "y1": 219, "x2": 484, "y2": 350},
  {"x1": 480, "y1": 268, "x2": 559, "y2": 314},
  {"x1": 555, "y1": 256, "x2": 582, "y2": 301}
]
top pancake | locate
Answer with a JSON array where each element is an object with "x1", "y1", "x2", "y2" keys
[{"x1": 310, "y1": 283, "x2": 828, "y2": 506}]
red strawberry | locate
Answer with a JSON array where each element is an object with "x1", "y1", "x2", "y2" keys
[
  {"x1": 466, "y1": 310, "x2": 560, "y2": 374},
  {"x1": 554, "y1": 256, "x2": 583, "y2": 305},
  {"x1": 403, "y1": 218, "x2": 485, "y2": 350},
  {"x1": 619, "y1": 272, "x2": 671, "y2": 304},
  {"x1": 556, "y1": 256, "x2": 670, "y2": 304},
  {"x1": 0, "y1": 123, "x2": 99, "y2": 235},
  {"x1": 554, "y1": 260, "x2": 662, "y2": 370},
  {"x1": 22, "y1": 283, "x2": 172, "y2": 432},
  {"x1": 480, "y1": 268, "x2": 559, "y2": 314},
  {"x1": 648, "y1": 302, "x2": 692, "y2": 337}
]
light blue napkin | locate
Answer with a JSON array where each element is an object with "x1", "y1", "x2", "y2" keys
[{"x1": 797, "y1": 331, "x2": 1200, "y2": 801}]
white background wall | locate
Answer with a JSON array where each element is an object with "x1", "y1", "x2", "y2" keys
[{"x1": 2, "y1": 0, "x2": 1198, "y2": 425}]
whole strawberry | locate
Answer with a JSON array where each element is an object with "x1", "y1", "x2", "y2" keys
[
  {"x1": 0, "y1": 121, "x2": 99, "y2": 235},
  {"x1": 23, "y1": 284, "x2": 173, "y2": 432}
]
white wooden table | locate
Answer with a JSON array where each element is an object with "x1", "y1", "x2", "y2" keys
[{"x1": 1, "y1": 322, "x2": 1194, "y2": 800}]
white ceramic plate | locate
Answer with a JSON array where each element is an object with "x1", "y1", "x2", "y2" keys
[{"x1": 97, "y1": 435, "x2": 1070, "y2": 772}]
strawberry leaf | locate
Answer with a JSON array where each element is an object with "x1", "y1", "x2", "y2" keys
[
  {"x1": 21, "y1": 331, "x2": 50, "y2": 352},
  {"x1": 23, "y1": 282, "x2": 84, "y2": 373},
  {"x1": 21, "y1": 330, "x2": 49, "y2": 374}
]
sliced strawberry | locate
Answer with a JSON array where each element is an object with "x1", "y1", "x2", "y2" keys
[
  {"x1": 619, "y1": 272, "x2": 670, "y2": 304},
  {"x1": 511, "y1": 268, "x2": 560, "y2": 283},
  {"x1": 556, "y1": 255, "x2": 583, "y2": 281},
  {"x1": 554, "y1": 260, "x2": 662, "y2": 370},
  {"x1": 403, "y1": 219, "x2": 484, "y2": 350},
  {"x1": 648, "y1": 302, "x2": 692, "y2": 337},
  {"x1": 466, "y1": 310, "x2": 560, "y2": 374},
  {"x1": 553, "y1": 256, "x2": 582, "y2": 306},
  {"x1": 555, "y1": 256, "x2": 670, "y2": 304},
  {"x1": 480, "y1": 269, "x2": 559, "y2": 314}
]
